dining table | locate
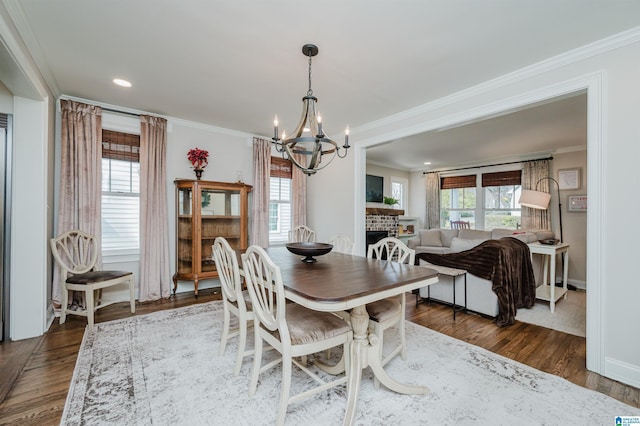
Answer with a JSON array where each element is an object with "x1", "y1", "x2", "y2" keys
[{"x1": 265, "y1": 246, "x2": 439, "y2": 426}]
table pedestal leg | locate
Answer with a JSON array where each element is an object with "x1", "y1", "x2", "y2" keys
[
  {"x1": 343, "y1": 304, "x2": 429, "y2": 426},
  {"x1": 344, "y1": 305, "x2": 368, "y2": 426}
]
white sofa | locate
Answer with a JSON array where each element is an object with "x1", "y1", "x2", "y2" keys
[{"x1": 407, "y1": 228, "x2": 555, "y2": 318}]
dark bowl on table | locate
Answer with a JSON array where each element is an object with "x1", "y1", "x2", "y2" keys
[{"x1": 286, "y1": 242, "x2": 333, "y2": 263}]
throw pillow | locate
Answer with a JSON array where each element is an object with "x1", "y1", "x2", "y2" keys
[
  {"x1": 419, "y1": 229, "x2": 443, "y2": 247},
  {"x1": 449, "y1": 237, "x2": 486, "y2": 253}
]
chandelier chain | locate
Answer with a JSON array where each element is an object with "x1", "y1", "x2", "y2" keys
[{"x1": 307, "y1": 52, "x2": 313, "y2": 96}]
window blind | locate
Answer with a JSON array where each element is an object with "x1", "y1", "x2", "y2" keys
[
  {"x1": 440, "y1": 175, "x2": 476, "y2": 189},
  {"x1": 271, "y1": 156, "x2": 292, "y2": 178},
  {"x1": 102, "y1": 129, "x2": 140, "y2": 162},
  {"x1": 481, "y1": 170, "x2": 521, "y2": 187}
]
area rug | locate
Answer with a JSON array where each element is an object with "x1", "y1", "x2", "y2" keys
[
  {"x1": 61, "y1": 301, "x2": 638, "y2": 425},
  {"x1": 516, "y1": 289, "x2": 586, "y2": 337}
]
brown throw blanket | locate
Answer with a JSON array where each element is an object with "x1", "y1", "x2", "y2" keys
[{"x1": 415, "y1": 237, "x2": 535, "y2": 327}]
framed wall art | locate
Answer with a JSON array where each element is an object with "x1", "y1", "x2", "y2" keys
[
  {"x1": 558, "y1": 168, "x2": 580, "y2": 190},
  {"x1": 568, "y1": 195, "x2": 587, "y2": 212}
]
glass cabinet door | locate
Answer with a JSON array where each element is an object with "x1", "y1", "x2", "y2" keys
[{"x1": 176, "y1": 187, "x2": 193, "y2": 274}]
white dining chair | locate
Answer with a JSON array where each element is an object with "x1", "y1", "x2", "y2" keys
[
  {"x1": 366, "y1": 237, "x2": 415, "y2": 387},
  {"x1": 326, "y1": 234, "x2": 354, "y2": 254},
  {"x1": 50, "y1": 230, "x2": 136, "y2": 330},
  {"x1": 212, "y1": 237, "x2": 254, "y2": 376},
  {"x1": 241, "y1": 245, "x2": 352, "y2": 426},
  {"x1": 287, "y1": 225, "x2": 316, "y2": 243}
]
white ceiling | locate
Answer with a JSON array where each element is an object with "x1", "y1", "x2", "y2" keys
[{"x1": 5, "y1": 1, "x2": 640, "y2": 170}]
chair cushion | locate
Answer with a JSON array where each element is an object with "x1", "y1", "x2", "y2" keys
[
  {"x1": 367, "y1": 297, "x2": 402, "y2": 322},
  {"x1": 284, "y1": 303, "x2": 352, "y2": 345},
  {"x1": 66, "y1": 270, "x2": 132, "y2": 284}
]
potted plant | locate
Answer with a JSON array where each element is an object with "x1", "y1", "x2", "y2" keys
[
  {"x1": 383, "y1": 196, "x2": 400, "y2": 207},
  {"x1": 187, "y1": 147, "x2": 209, "y2": 179}
]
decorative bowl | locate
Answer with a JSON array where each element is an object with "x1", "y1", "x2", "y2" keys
[{"x1": 286, "y1": 242, "x2": 333, "y2": 263}]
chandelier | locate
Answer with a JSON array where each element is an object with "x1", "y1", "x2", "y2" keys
[{"x1": 272, "y1": 44, "x2": 350, "y2": 176}]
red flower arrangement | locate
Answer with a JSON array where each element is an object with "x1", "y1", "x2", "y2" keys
[{"x1": 187, "y1": 147, "x2": 209, "y2": 170}]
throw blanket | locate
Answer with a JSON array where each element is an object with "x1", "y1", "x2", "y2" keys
[{"x1": 415, "y1": 237, "x2": 535, "y2": 327}]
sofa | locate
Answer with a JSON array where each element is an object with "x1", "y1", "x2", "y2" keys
[{"x1": 407, "y1": 228, "x2": 555, "y2": 319}]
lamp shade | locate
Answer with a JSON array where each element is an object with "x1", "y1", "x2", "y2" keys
[{"x1": 518, "y1": 189, "x2": 551, "y2": 210}]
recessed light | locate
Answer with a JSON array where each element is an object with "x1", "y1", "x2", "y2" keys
[
  {"x1": 424, "y1": 162, "x2": 432, "y2": 165},
  {"x1": 113, "y1": 78, "x2": 132, "y2": 88}
]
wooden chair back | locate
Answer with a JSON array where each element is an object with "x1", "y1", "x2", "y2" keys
[
  {"x1": 326, "y1": 234, "x2": 354, "y2": 254},
  {"x1": 451, "y1": 220, "x2": 470, "y2": 229},
  {"x1": 288, "y1": 225, "x2": 316, "y2": 243},
  {"x1": 241, "y1": 245, "x2": 286, "y2": 334},
  {"x1": 50, "y1": 230, "x2": 98, "y2": 276},
  {"x1": 212, "y1": 237, "x2": 242, "y2": 304},
  {"x1": 367, "y1": 237, "x2": 415, "y2": 265}
]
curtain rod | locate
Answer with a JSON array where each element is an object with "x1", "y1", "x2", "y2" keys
[
  {"x1": 102, "y1": 107, "x2": 140, "y2": 117},
  {"x1": 422, "y1": 156, "x2": 553, "y2": 174}
]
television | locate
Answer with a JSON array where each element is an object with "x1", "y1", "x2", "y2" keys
[{"x1": 366, "y1": 174, "x2": 384, "y2": 202}]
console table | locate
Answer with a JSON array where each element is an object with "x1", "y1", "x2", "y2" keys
[{"x1": 528, "y1": 242, "x2": 570, "y2": 313}]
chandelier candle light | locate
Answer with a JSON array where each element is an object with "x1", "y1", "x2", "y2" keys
[
  {"x1": 187, "y1": 147, "x2": 209, "y2": 180},
  {"x1": 272, "y1": 44, "x2": 350, "y2": 176}
]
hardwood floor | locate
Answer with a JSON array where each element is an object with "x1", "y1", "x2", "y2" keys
[{"x1": 1, "y1": 289, "x2": 638, "y2": 425}]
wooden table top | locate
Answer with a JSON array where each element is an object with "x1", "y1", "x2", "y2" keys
[{"x1": 265, "y1": 247, "x2": 439, "y2": 312}]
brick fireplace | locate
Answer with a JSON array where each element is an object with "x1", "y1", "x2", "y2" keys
[{"x1": 365, "y1": 207, "x2": 404, "y2": 252}]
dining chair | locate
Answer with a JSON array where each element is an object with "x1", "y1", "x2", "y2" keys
[
  {"x1": 212, "y1": 237, "x2": 254, "y2": 376},
  {"x1": 241, "y1": 245, "x2": 352, "y2": 426},
  {"x1": 287, "y1": 225, "x2": 316, "y2": 243},
  {"x1": 451, "y1": 220, "x2": 470, "y2": 229},
  {"x1": 366, "y1": 236, "x2": 415, "y2": 387},
  {"x1": 50, "y1": 230, "x2": 135, "y2": 330},
  {"x1": 326, "y1": 234, "x2": 354, "y2": 254}
]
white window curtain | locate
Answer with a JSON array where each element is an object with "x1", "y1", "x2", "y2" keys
[
  {"x1": 53, "y1": 100, "x2": 103, "y2": 309},
  {"x1": 251, "y1": 137, "x2": 270, "y2": 247},
  {"x1": 521, "y1": 159, "x2": 551, "y2": 230},
  {"x1": 291, "y1": 153, "x2": 307, "y2": 228},
  {"x1": 425, "y1": 172, "x2": 441, "y2": 229},
  {"x1": 139, "y1": 115, "x2": 171, "y2": 302}
]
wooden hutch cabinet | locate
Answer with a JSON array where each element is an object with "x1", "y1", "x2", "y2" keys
[{"x1": 173, "y1": 179, "x2": 252, "y2": 297}]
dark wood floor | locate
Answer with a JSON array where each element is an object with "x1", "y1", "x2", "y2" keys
[{"x1": 1, "y1": 289, "x2": 638, "y2": 425}]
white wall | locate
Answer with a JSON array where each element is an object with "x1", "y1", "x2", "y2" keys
[
  {"x1": 365, "y1": 164, "x2": 410, "y2": 212},
  {"x1": 551, "y1": 150, "x2": 588, "y2": 286},
  {"x1": 10, "y1": 96, "x2": 51, "y2": 339},
  {"x1": 309, "y1": 33, "x2": 640, "y2": 387}
]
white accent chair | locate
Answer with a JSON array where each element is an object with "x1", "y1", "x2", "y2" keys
[
  {"x1": 50, "y1": 230, "x2": 135, "y2": 330},
  {"x1": 287, "y1": 225, "x2": 316, "y2": 243},
  {"x1": 326, "y1": 234, "x2": 354, "y2": 254},
  {"x1": 212, "y1": 237, "x2": 254, "y2": 376},
  {"x1": 366, "y1": 237, "x2": 415, "y2": 387},
  {"x1": 241, "y1": 245, "x2": 352, "y2": 426}
]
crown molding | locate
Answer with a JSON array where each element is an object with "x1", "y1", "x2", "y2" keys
[
  {"x1": 356, "y1": 26, "x2": 640, "y2": 135},
  {"x1": 2, "y1": 0, "x2": 59, "y2": 98}
]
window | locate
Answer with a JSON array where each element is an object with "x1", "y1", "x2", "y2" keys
[
  {"x1": 440, "y1": 175, "x2": 476, "y2": 229},
  {"x1": 439, "y1": 169, "x2": 523, "y2": 231},
  {"x1": 101, "y1": 130, "x2": 140, "y2": 256},
  {"x1": 482, "y1": 171, "x2": 522, "y2": 230},
  {"x1": 390, "y1": 176, "x2": 408, "y2": 210},
  {"x1": 269, "y1": 157, "x2": 292, "y2": 244}
]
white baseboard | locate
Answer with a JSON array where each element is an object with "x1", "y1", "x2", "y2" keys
[
  {"x1": 604, "y1": 357, "x2": 640, "y2": 389},
  {"x1": 568, "y1": 278, "x2": 587, "y2": 290}
]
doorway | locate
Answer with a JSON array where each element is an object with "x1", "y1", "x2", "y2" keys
[{"x1": 0, "y1": 113, "x2": 12, "y2": 342}]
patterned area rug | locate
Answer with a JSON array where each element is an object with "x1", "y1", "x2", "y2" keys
[
  {"x1": 516, "y1": 289, "x2": 586, "y2": 337},
  {"x1": 62, "y1": 301, "x2": 637, "y2": 425}
]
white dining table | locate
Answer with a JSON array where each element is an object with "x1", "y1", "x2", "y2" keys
[{"x1": 265, "y1": 247, "x2": 439, "y2": 425}]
